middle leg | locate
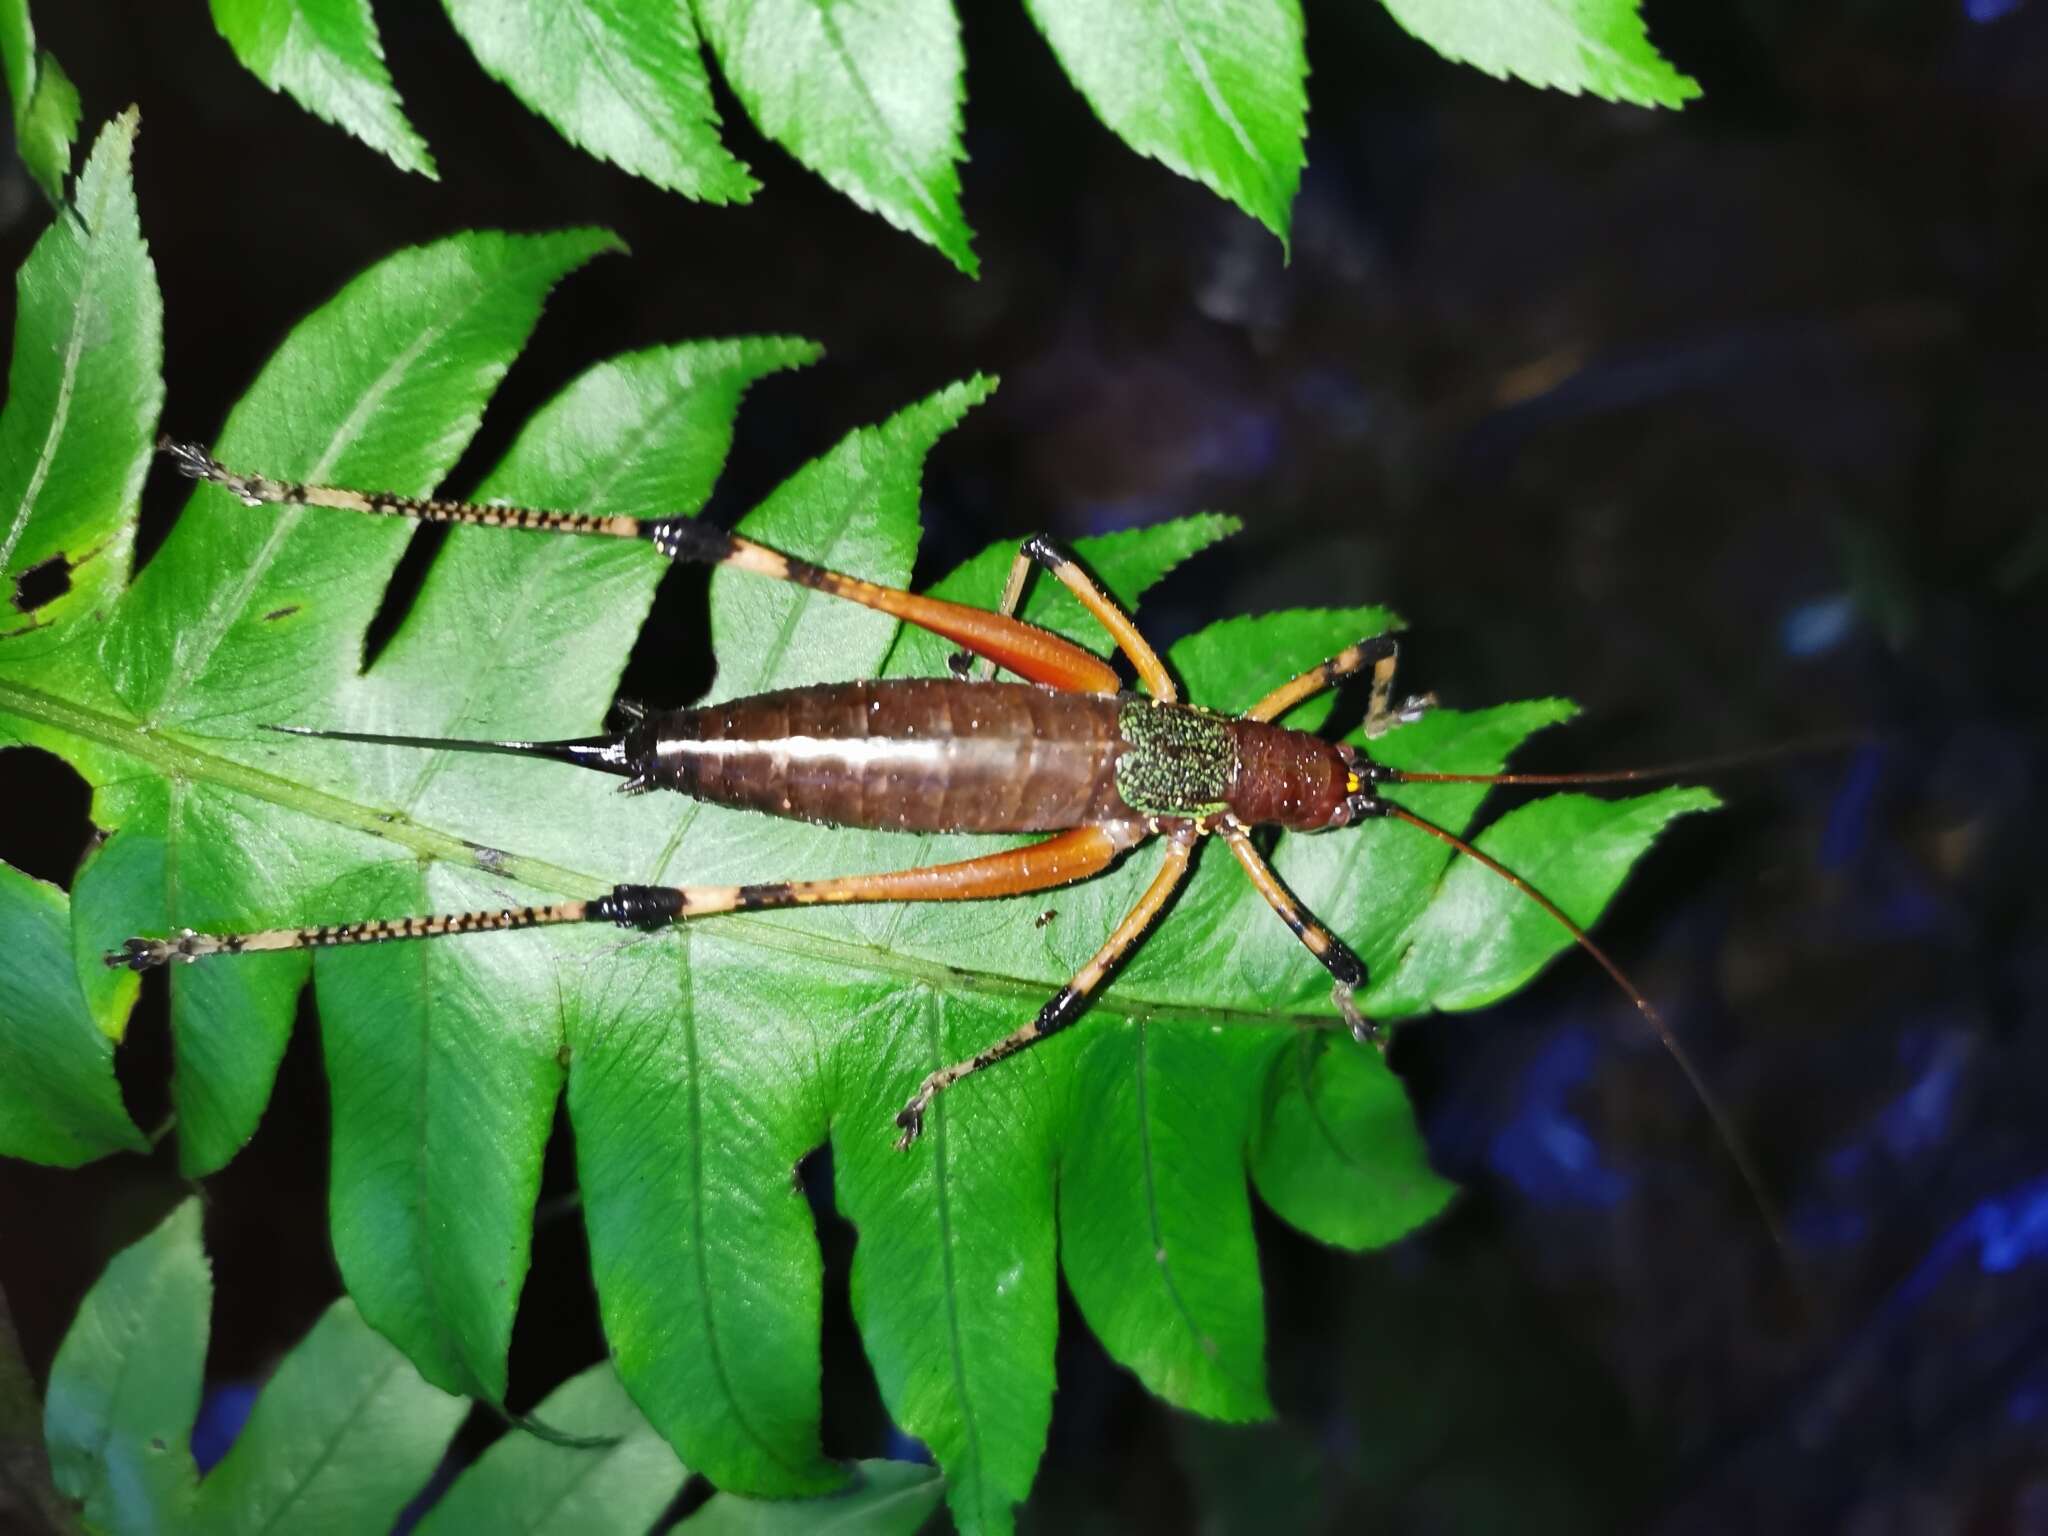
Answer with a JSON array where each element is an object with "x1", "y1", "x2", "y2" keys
[
  {"x1": 949, "y1": 535, "x2": 1180, "y2": 702},
  {"x1": 893, "y1": 826, "x2": 1199, "y2": 1147}
]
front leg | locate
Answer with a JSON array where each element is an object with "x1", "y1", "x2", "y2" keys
[{"x1": 1216, "y1": 823, "x2": 1383, "y2": 1050}]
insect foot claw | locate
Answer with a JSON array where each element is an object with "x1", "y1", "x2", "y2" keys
[
  {"x1": 893, "y1": 1093, "x2": 931, "y2": 1152},
  {"x1": 945, "y1": 648, "x2": 974, "y2": 679},
  {"x1": 1333, "y1": 982, "x2": 1385, "y2": 1053},
  {"x1": 157, "y1": 438, "x2": 219, "y2": 481},
  {"x1": 1397, "y1": 692, "x2": 1438, "y2": 726},
  {"x1": 106, "y1": 936, "x2": 173, "y2": 971}
]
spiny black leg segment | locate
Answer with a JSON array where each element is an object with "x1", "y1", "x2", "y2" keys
[
  {"x1": 643, "y1": 517, "x2": 739, "y2": 565},
  {"x1": 586, "y1": 884, "x2": 687, "y2": 930},
  {"x1": 893, "y1": 831, "x2": 1198, "y2": 1149},
  {"x1": 1217, "y1": 824, "x2": 1382, "y2": 1049}
]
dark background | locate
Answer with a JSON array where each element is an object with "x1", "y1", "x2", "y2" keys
[{"x1": 4, "y1": 1, "x2": 2046, "y2": 1530}]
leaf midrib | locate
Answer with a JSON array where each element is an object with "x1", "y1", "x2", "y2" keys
[
  {"x1": 1156, "y1": 0, "x2": 1262, "y2": 172},
  {"x1": 237, "y1": 1350, "x2": 409, "y2": 1536},
  {"x1": 814, "y1": 2, "x2": 945, "y2": 227},
  {"x1": 1, "y1": 674, "x2": 1348, "y2": 1031},
  {"x1": 0, "y1": 123, "x2": 118, "y2": 584},
  {"x1": 676, "y1": 927, "x2": 819, "y2": 1481}
]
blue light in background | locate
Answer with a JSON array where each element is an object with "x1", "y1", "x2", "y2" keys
[
  {"x1": 1972, "y1": 1173, "x2": 2048, "y2": 1274},
  {"x1": 191, "y1": 1380, "x2": 259, "y2": 1473},
  {"x1": 1488, "y1": 1028, "x2": 1633, "y2": 1208},
  {"x1": 1781, "y1": 593, "x2": 1856, "y2": 658},
  {"x1": 1875, "y1": 1031, "x2": 1966, "y2": 1160},
  {"x1": 1881, "y1": 1172, "x2": 2048, "y2": 1321},
  {"x1": 1820, "y1": 742, "x2": 1883, "y2": 870},
  {"x1": 885, "y1": 1427, "x2": 936, "y2": 1466}
]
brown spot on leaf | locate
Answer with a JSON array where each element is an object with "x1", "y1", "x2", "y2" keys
[{"x1": 262, "y1": 604, "x2": 300, "y2": 622}]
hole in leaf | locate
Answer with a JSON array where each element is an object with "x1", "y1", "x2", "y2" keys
[
  {"x1": 360, "y1": 521, "x2": 445, "y2": 670},
  {"x1": 11, "y1": 554, "x2": 70, "y2": 612},
  {"x1": 618, "y1": 557, "x2": 715, "y2": 709},
  {"x1": 799, "y1": 1145, "x2": 898, "y2": 1460},
  {"x1": 0, "y1": 748, "x2": 93, "y2": 886}
]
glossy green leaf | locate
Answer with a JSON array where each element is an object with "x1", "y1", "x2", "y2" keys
[
  {"x1": 416, "y1": 1362, "x2": 687, "y2": 1534},
  {"x1": 0, "y1": 3, "x2": 72, "y2": 204},
  {"x1": 694, "y1": 0, "x2": 975, "y2": 275},
  {"x1": 319, "y1": 338, "x2": 816, "y2": 1410},
  {"x1": 0, "y1": 0, "x2": 79, "y2": 205},
  {"x1": 210, "y1": 0, "x2": 436, "y2": 176},
  {"x1": 1380, "y1": 0, "x2": 1701, "y2": 110},
  {"x1": 99, "y1": 227, "x2": 613, "y2": 1181},
  {"x1": 182, "y1": 0, "x2": 1701, "y2": 267},
  {"x1": 1024, "y1": 0, "x2": 1307, "y2": 244},
  {"x1": 1369, "y1": 786, "x2": 1720, "y2": 1015},
  {"x1": 570, "y1": 383, "x2": 996, "y2": 1502},
  {"x1": 0, "y1": 858, "x2": 145, "y2": 1166},
  {"x1": 1060, "y1": 1021, "x2": 1276, "y2": 1420},
  {"x1": 836, "y1": 989, "x2": 1063, "y2": 1536},
  {"x1": 0, "y1": 0, "x2": 28, "y2": 136},
  {"x1": 43, "y1": 1204, "x2": 475, "y2": 1536},
  {"x1": 3, "y1": 216, "x2": 1713, "y2": 1531},
  {"x1": 42, "y1": 1200, "x2": 205, "y2": 1534},
  {"x1": 19, "y1": 50, "x2": 78, "y2": 199},
  {"x1": 191, "y1": 1300, "x2": 467, "y2": 1535},
  {"x1": 439, "y1": 0, "x2": 755, "y2": 203},
  {"x1": 1251, "y1": 1032, "x2": 1458, "y2": 1250},
  {"x1": 678, "y1": 1458, "x2": 944, "y2": 1536},
  {"x1": 0, "y1": 111, "x2": 161, "y2": 660}
]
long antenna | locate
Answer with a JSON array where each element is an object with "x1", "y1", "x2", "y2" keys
[
  {"x1": 1377, "y1": 799, "x2": 1790, "y2": 1260},
  {"x1": 1381, "y1": 734, "x2": 1865, "y2": 788}
]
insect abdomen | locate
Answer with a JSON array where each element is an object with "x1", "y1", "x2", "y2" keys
[{"x1": 646, "y1": 678, "x2": 1133, "y2": 833}]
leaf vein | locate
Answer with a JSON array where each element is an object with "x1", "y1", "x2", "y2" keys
[
  {"x1": 924, "y1": 988, "x2": 989, "y2": 1522},
  {"x1": 1133, "y1": 1019, "x2": 1214, "y2": 1369},
  {"x1": 1, "y1": 133, "x2": 117, "y2": 585},
  {"x1": 1158, "y1": 0, "x2": 1263, "y2": 171},
  {"x1": 815, "y1": 5, "x2": 944, "y2": 226},
  {"x1": 243, "y1": 1352, "x2": 409, "y2": 1534},
  {"x1": 678, "y1": 928, "x2": 816, "y2": 1478}
]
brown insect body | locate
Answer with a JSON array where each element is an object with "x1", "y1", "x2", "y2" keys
[
  {"x1": 627, "y1": 677, "x2": 1358, "y2": 836},
  {"x1": 636, "y1": 678, "x2": 1131, "y2": 833}
]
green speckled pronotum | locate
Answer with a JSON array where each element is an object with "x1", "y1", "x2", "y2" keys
[{"x1": 111, "y1": 440, "x2": 1779, "y2": 1248}]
